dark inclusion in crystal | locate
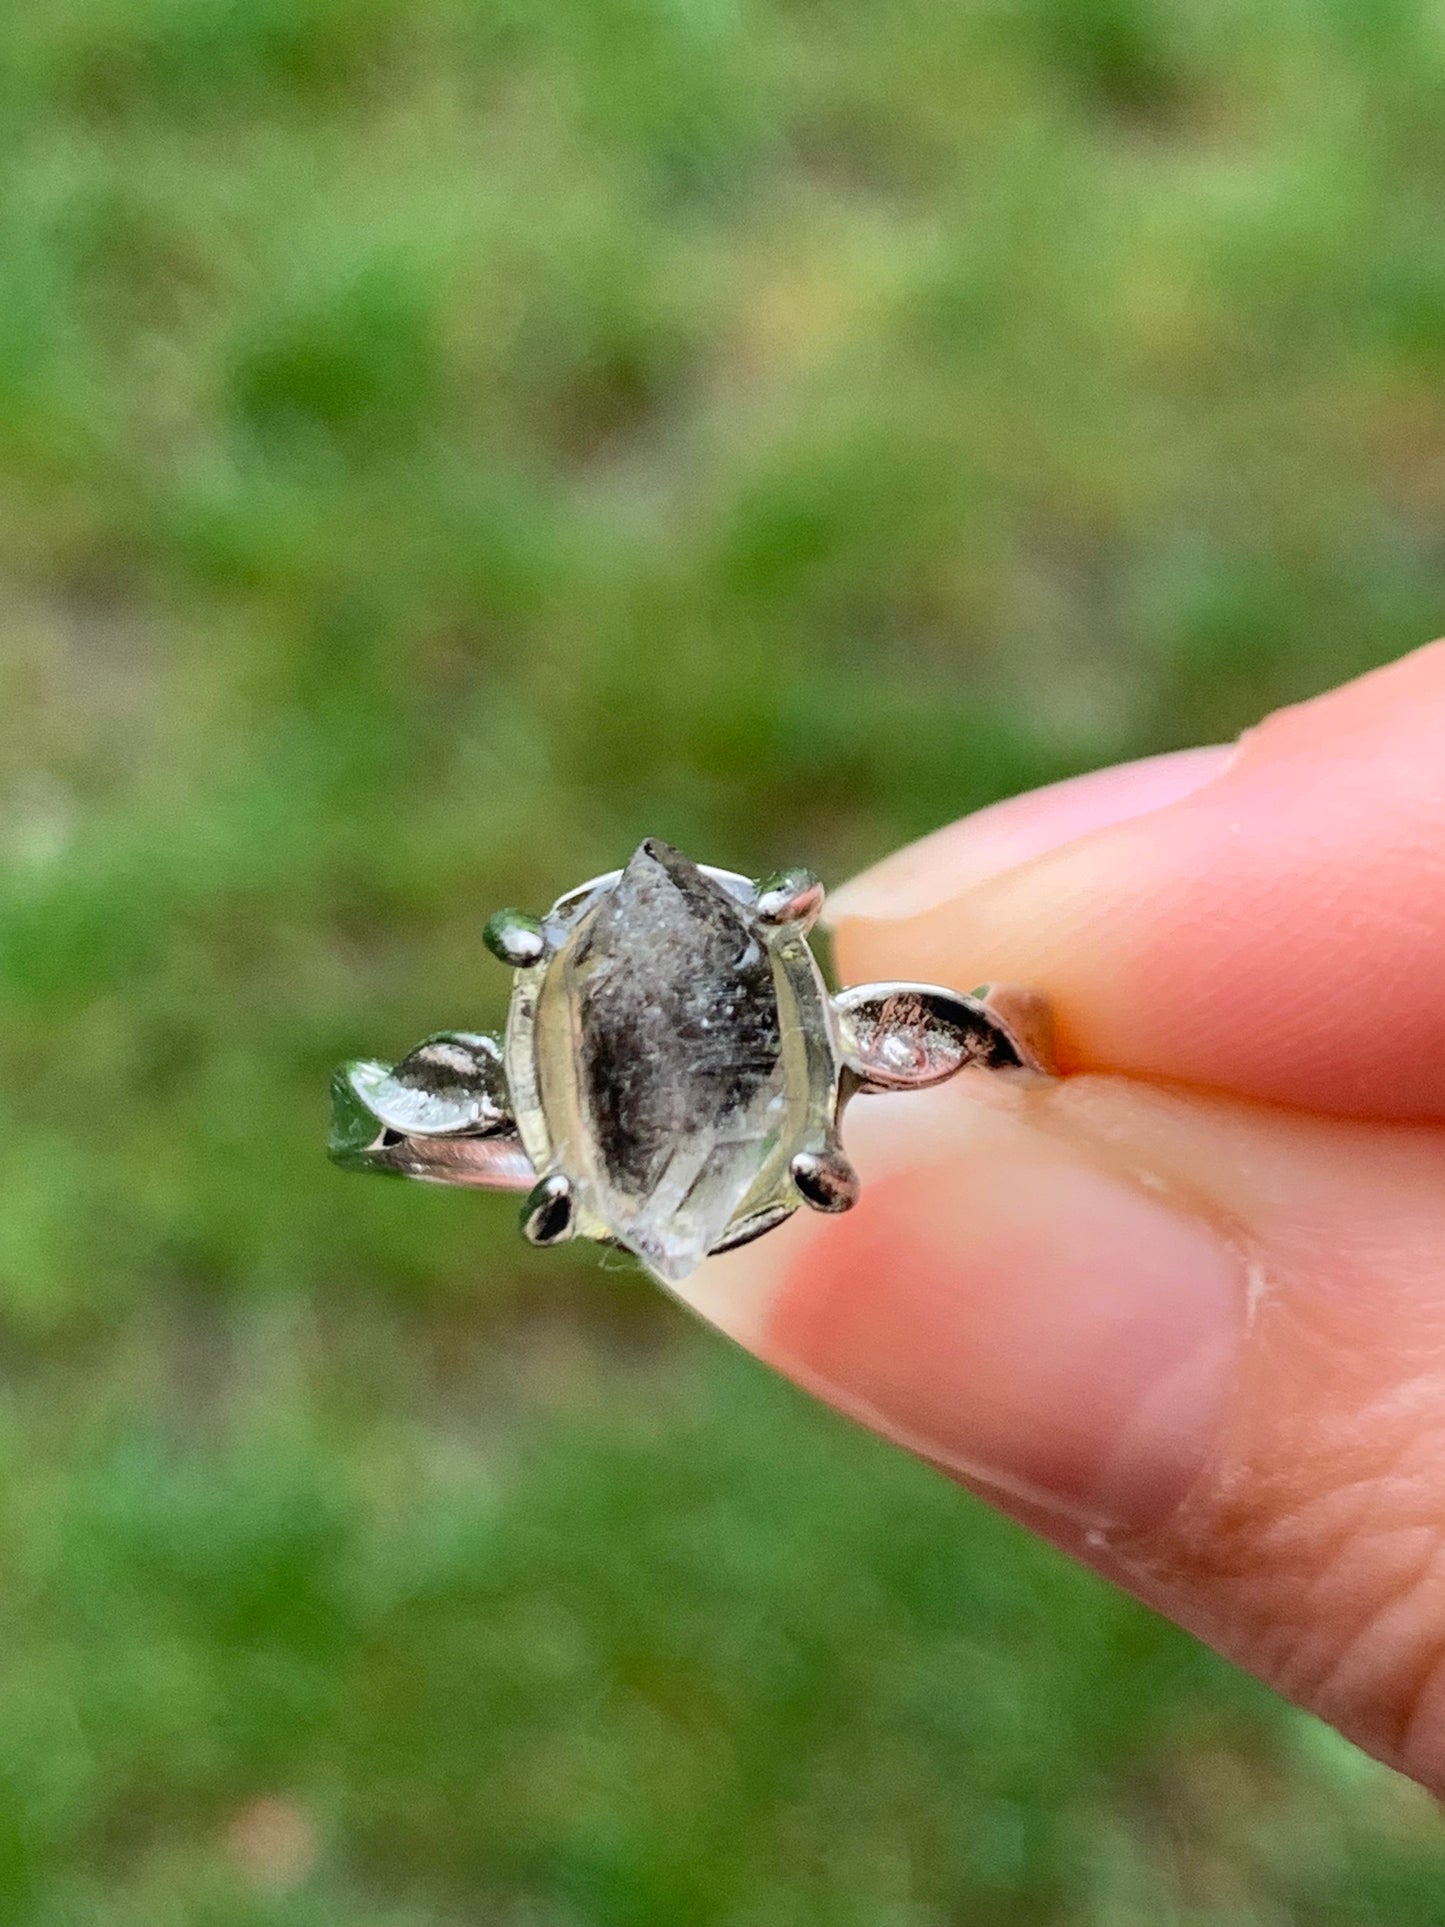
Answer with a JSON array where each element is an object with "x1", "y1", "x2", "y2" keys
[
  {"x1": 572, "y1": 839, "x2": 782, "y2": 1197},
  {"x1": 555, "y1": 838, "x2": 793, "y2": 1275}
]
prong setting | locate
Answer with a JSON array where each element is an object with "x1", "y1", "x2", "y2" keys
[
  {"x1": 484, "y1": 908, "x2": 549, "y2": 968},
  {"x1": 522, "y1": 1173, "x2": 576, "y2": 1246},
  {"x1": 791, "y1": 1144, "x2": 860, "y2": 1213},
  {"x1": 754, "y1": 867, "x2": 825, "y2": 930}
]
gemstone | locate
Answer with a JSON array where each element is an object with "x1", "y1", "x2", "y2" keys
[{"x1": 537, "y1": 840, "x2": 796, "y2": 1282}]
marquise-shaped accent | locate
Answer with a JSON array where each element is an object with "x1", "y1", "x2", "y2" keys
[
  {"x1": 834, "y1": 982, "x2": 1055, "y2": 1091},
  {"x1": 345, "y1": 1032, "x2": 511, "y2": 1138}
]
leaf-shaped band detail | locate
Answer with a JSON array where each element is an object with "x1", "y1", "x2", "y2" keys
[
  {"x1": 834, "y1": 982, "x2": 1057, "y2": 1091},
  {"x1": 345, "y1": 1032, "x2": 512, "y2": 1138},
  {"x1": 328, "y1": 1031, "x2": 535, "y2": 1190}
]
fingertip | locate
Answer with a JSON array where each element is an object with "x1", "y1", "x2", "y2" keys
[
  {"x1": 826, "y1": 643, "x2": 1445, "y2": 1120},
  {"x1": 679, "y1": 1080, "x2": 1244, "y2": 1534},
  {"x1": 827, "y1": 745, "x2": 1236, "y2": 926}
]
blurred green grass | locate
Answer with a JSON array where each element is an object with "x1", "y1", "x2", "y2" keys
[{"x1": 2, "y1": 0, "x2": 1445, "y2": 1917}]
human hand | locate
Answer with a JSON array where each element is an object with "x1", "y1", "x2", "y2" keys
[{"x1": 679, "y1": 640, "x2": 1445, "y2": 1791}]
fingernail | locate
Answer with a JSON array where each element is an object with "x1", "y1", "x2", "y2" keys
[
  {"x1": 828, "y1": 744, "x2": 1235, "y2": 924},
  {"x1": 690, "y1": 1097, "x2": 1242, "y2": 1533}
]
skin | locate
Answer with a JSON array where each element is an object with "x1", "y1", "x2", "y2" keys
[{"x1": 676, "y1": 638, "x2": 1445, "y2": 1792}]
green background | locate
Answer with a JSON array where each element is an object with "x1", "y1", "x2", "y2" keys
[{"x1": 2, "y1": 0, "x2": 1445, "y2": 1918}]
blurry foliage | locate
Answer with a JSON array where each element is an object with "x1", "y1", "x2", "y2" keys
[{"x1": 0, "y1": 0, "x2": 1444, "y2": 1917}]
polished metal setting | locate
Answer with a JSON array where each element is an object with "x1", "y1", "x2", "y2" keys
[{"x1": 330, "y1": 840, "x2": 1057, "y2": 1284}]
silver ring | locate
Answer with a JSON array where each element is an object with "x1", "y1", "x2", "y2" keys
[{"x1": 329, "y1": 839, "x2": 1057, "y2": 1284}]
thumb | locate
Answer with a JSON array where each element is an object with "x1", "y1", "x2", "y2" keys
[{"x1": 678, "y1": 1073, "x2": 1445, "y2": 1790}]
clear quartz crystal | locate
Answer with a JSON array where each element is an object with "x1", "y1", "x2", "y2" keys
[{"x1": 516, "y1": 840, "x2": 822, "y2": 1282}]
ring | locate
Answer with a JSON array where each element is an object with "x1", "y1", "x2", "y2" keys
[{"x1": 329, "y1": 839, "x2": 1057, "y2": 1284}]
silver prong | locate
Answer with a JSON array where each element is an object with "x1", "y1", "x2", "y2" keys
[
  {"x1": 522, "y1": 1173, "x2": 575, "y2": 1246},
  {"x1": 484, "y1": 908, "x2": 549, "y2": 968},
  {"x1": 754, "y1": 867, "x2": 825, "y2": 931},
  {"x1": 790, "y1": 1144, "x2": 860, "y2": 1214}
]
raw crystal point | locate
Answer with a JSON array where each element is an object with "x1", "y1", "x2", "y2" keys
[{"x1": 561, "y1": 838, "x2": 790, "y2": 1281}]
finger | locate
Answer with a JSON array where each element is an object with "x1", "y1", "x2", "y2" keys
[
  {"x1": 830, "y1": 641, "x2": 1445, "y2": 1121},
  {"x1": 677, "y1": 1076, "x2": 1445, "y2": 1790}
]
